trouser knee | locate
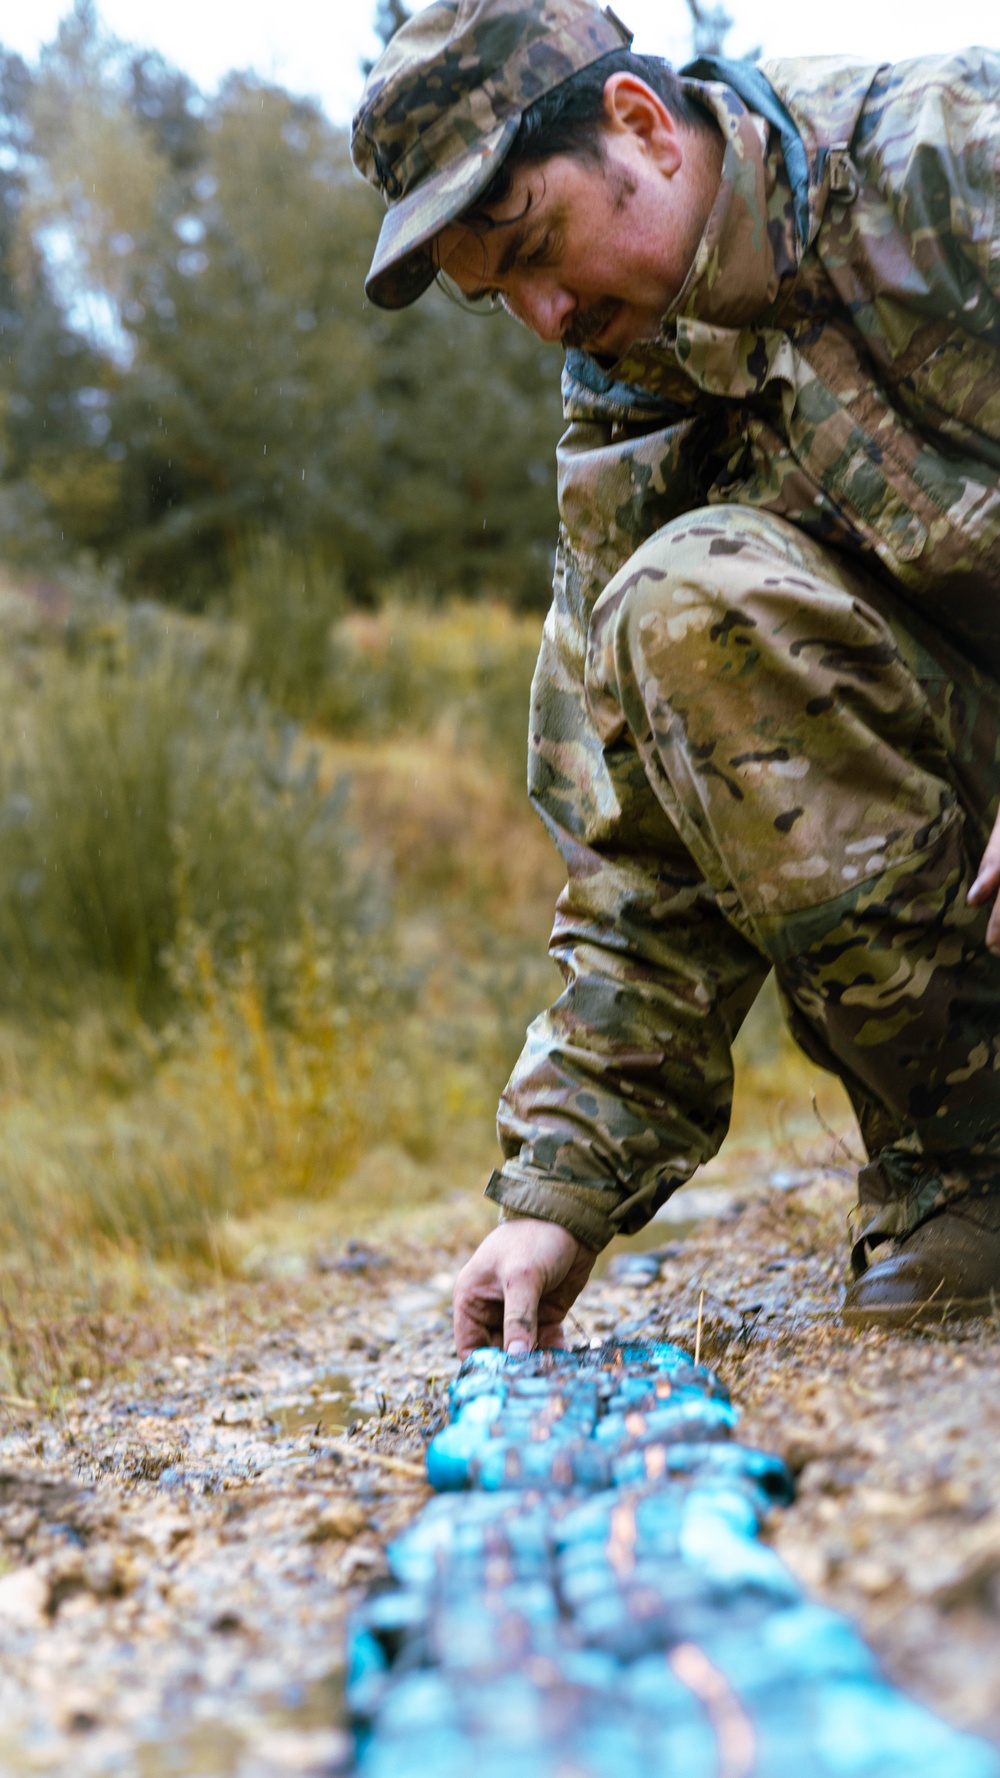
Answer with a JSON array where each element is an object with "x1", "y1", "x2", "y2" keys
[
  {"x1": 588, "y1": 508, "x2": 1000, "y2": 1164},
  {"x1": 588, "y1": 507, "x2": 961, "y2": 937}
]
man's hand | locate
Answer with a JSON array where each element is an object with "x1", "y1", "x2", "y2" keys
[
  {"x1": 453, "y1": 1218, "x2": 598, "y2": 1359},
  {"x1": 969, "y1": 811, "x2": 1000, "y2": 952}
]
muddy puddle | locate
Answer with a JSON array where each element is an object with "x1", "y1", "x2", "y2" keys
[{"x1": 266, "y1": 1374, "x2": 365, "y2": 1439}]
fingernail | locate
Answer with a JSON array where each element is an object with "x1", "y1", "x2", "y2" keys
[
  {"x1": 506, "y1": 1340, "x2": 529, "y2": 1356},
  {"x1": 968, "y1": 878, "x2": 986, "y2": 903}
]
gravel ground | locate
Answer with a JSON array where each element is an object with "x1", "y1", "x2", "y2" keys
[{"x1": 1, "y1": 1164, "x2": 998, "y2": 1774}]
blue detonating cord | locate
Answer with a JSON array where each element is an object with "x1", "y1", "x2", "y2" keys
[{"x1": 347, "y1": 1338, "x2": 998, "y2": 1778}]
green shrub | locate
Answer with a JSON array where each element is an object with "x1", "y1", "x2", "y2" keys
[
  {"x1": 231, "y1": 536, "x2": 345, "y2": 717},
  {"x1": 0, "y1": 642, "x2": 384, "y2": 1019},
  {"x1": 228, "y1": 551, "x2": 542, "y2": 792},
  {"x1": 322, "y1": 601, "x2": 542, "y2": 786}
]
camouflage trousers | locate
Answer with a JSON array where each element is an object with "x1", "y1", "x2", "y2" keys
[{"x1": 588, "y1": 507, "x2": 1000, "y2": 1255}]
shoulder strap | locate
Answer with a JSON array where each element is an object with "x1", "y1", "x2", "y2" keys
[
  {"x1": 562, "y1": 349, "x2": 687, "y2": 424},
  {"x1": 680, "y1": 55, "x2": 811, "y2": 250}
]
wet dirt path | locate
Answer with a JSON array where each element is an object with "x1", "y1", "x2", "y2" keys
[
  {"x1": 0, "y1": 1272, "x2": 453, "y2": 1777},
  {"x1": 1, "y1": 1166, "x2": 998, "y2": 1773}
]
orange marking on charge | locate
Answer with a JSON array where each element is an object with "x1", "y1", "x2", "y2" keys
[
  {"x1": 644, "y1": 1445, "x2": 667, "y2": 1480},
  {"x1": 669, "y1": 1642, "x2": 756, "y2": 1778},
  {"x1": 607, "y1": 1501, "x2": 637, "y2": 1576}
]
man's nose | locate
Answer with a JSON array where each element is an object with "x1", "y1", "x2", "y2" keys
[{"x1": 506, "y1": 276, "x2": 575, "y2": 344}]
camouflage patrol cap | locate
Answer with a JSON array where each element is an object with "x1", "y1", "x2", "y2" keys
[{"x1": 352, "y1": 0, "x2": 633, "y2": 310}]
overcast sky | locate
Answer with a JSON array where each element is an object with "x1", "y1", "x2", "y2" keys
[{"x1": 3, "y1": 0, "x2": 997, "y2": 125}]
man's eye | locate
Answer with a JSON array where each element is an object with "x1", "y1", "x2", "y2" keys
[{"x1": 523, "y1": 234, "x2": 553, "y2": 268}]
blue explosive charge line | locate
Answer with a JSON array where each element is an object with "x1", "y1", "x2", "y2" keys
[{"x1": 347, "y1": 1339, "x2": 997, "y2": 1777}]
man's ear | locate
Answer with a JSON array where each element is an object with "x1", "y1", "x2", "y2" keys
[{"x1": 601, "y1": 73, "x2": 683, "y2": 174}]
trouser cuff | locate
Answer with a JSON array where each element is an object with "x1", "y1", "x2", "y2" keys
[{"x1": 849, "y1": 1153, "x2": 1000, "y2": 1277}]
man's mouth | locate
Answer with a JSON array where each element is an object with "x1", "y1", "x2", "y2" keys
[{"x1": 562, "y1": 299, "x2": 622, "y2": 353}]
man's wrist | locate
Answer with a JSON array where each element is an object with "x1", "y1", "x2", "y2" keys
[{"x1": 485, "y1": 1167, "x2": 615, "y2": 1251}]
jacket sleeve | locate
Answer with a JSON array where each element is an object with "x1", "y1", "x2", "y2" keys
[
  {"x1": 486, "y1": 404, "x2": 767, "y2": 1251},
  {"x1": 860, "y1": 51, "x2": 1000, "y2": 325}
]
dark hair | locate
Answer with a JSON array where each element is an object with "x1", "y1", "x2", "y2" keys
[{"x1": 468, "y1": 50, "x2": 714, "y2": 217}]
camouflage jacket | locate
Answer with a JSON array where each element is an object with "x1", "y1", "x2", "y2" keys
[{"x1": 488, "y1": 51, "x2": 1000, "y2": 1248}]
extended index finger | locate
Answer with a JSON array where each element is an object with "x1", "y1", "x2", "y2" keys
[
  {"x1": 452, "y1": 1258, "x2": 503, "y2": 1359},
  {"x1": 502, "y1": 1265, "x2": 540, "y2": 1356}
]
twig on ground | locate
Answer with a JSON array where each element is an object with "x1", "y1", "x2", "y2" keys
[
  {"x1": 810, "y1": 1091, "x2": 863, "y2": 1167},
  {"x1": 334, "y1": 1442, "x2": 428, "y2": 1483},
  {"x1": 902, "y1": 1278, "x2": 944, "y2": 1331}
]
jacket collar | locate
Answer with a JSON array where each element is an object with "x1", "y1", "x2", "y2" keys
[{"x1": 588, "y1": 80, "x2": 797, "y2": 399}]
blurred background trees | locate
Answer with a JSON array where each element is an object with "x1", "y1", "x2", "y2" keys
[{"x1": 0, "y1": 0, "x2": 565, "y2": 607}]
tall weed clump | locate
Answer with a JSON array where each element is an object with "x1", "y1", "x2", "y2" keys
[
  {"x1": 231, "y1": 535, "x2": 345, "y2": 717},
  {"x1": 230, "y1": 553, "x2": 542, "y2": 794},
  {"x1": 0, "y1": 640, "x2": 385, "y2": 1020},
  {"x1": 324, "y1": 601, "x2": 542, "y2": 786}
]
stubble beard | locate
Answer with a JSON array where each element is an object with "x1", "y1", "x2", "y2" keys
[
  {"x1": 560, "y1": 166, "x2": 639, "y2": 354},
  {"x1": 562, "y1": 297, "x2": 622, "y2": 352}
]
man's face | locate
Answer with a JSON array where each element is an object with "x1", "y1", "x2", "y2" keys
[{"x1": 433, "y1": 83, "x2": 717, "y2": 359}]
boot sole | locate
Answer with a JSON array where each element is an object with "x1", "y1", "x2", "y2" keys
[{"x1": 842, "y1": 1292, "x2": 1000, "y2": 1330}]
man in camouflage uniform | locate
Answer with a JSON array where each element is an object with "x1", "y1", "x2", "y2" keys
[{"x1": 352, "y1": 0, "x2": 1000, "y2": 1349}]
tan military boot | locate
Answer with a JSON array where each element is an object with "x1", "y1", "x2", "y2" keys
[{"x1": 843, "y1": 1196, "x2": 1000, "y2": 1329}]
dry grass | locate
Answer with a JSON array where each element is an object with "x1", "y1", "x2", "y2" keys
[{"x1": 0, "y1": 580, "x2": 853, "y2": 1397}]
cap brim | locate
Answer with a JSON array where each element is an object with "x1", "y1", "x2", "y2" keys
[{"x1": 365, "y1": 113, "x2": 521, "y2": 310}]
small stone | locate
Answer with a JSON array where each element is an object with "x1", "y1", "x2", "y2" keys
[
  {"x1": 84, "y1": 1545, "x2": 133, "y2": 1598},
  {"x1": 0, "y1": 1505, "x2": 40, "y2": 1544},
  {"x1": 0, "y1": 1565, "x2": 46, "y2": 1626},
  {"x1": 607, "y1": 1254, "x2": 662, "y2": 1288},
  {"x1": 777, "y1": 1538, "x2": 830, "y2": 1591},
  {"x1": 305, "y1": 1499, "x2": 369, "y2": 1543},
  {"x1": 321, "y1": 1239, "x2": 392, "y2": 1277},
  {"x1": 852, "y1": 1557, "x2": 896, "y2": 1596},
  {"x1": 924, "y1": 1523, "x2": 1000, "y2": 1609},
  {"x1": 249, "y1": 1727, "x2": 353, "y2": 1773},
  {"x1": 60, "y1": 1688, "x2": 102, "y2": 1733},
  {"x1": 212, "y1": 1401, "x2": 255, "y2": 1428},
  {"x1": 337, "y1": 1543, "x2": 383, "y2": 1584}
]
